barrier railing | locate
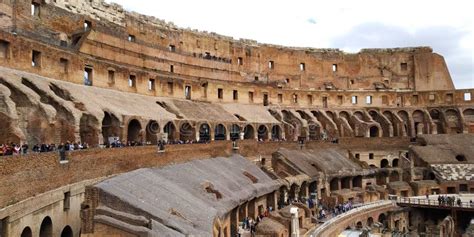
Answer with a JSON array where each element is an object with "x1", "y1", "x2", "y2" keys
[
  {"x1": 309, "y1": 200, "x2": 394, "y2": 237},
  {"x1": 397, "y1": 197, "x2": 474, "y2": 209}
]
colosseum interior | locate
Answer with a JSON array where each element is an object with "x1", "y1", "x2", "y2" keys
[{"x1": 0, "y1": 0, "x2": 473, "y2": 237}]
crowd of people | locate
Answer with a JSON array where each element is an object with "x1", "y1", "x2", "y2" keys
[
  {"x1": 0, "y1": 142, "x2": 89, "y2": 157},
  {"x1": 237, "y1": 206, "x2": 274, "y2": 236},
  {"x1": 436, "y1": 195, "x2": 472, "y2": 207},
  {"x1": 316, "y1": 200, "x2": 354, "y2": 220}
]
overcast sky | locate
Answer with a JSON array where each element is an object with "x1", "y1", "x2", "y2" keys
[{"x1": 106, "y1": 0, "x2": 473, "y2": 89}]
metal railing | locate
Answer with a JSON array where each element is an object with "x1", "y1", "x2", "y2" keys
[
  {"x1": 308, "y1": 200, "x2": 394, "y2": 237},
  {"x1": 397, "y1": 197, "x2": 474, "y2": 209}
]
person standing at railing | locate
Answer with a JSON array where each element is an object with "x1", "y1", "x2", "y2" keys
[{"x1": 457, "y1": 198, "x2": 462, "y2": 207}]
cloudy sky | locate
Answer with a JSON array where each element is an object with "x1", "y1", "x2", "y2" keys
[{"x1": 106, "y1": 0, "x2": 473, "y2": 89}]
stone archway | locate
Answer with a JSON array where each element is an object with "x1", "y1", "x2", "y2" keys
[
  {"x1": 243, "y1": 124, "x2": 255, "y2": 140},
  {"x1": 145, "y1": 120, "x2": 159, "y2": 145},
  {"x1": 392, "y1": 158, "x2": 399, "y2": 167},
  {"x1": 164, "y1": 121, "x2": 176, "y2": 142},
  {"x1": 257, "y1": 125, "x2": 268, "y2": 141},
  {"x1": 199, "y1": 123, "x2": 211, "y2": 142},
  {"x1": 369, "y1": 126, "x2": 379, "y2": 137},
  {"x1": 179, "y1": 122, "x2": 195, "y2": 142},
  {"x1": 21, "y1": 227, "x2": 32, "y2": 237},
  {"x1": 60, "y1": 225, "x2": 73, "y2": 237},
  {"x1": 271, "y1": 125, "x2": 282, "y2": 140},
  {"x1": 380, "y1": 159, "x2": 389, "y2": 168},
  {"x1": 39, "y1": 216, "x2": 53, "y2": 237},
  {"x1": 101, "y1": 112, "x2": 121, "y2": 146},
  {"x1": 127, "y1": 119, "x2": 142, "y2": 144},
  {"x1": 80, "y1": 114, "x2": 99, "y2": 146},
  {"x1": 230, "y1": 124, "x2": 240, "y2": 140},
  {"x1": 215, "y1": 124, "x2": 227, "y2": 140},
  {"x1": 444, "y1": 109, "x2": 462, "y2": 134}
]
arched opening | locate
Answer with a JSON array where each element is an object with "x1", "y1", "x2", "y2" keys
[
  {"x1": 214, "y1": 124, "x2": 226, "y2": 140},
  {"x1": 397, "y1": 110, "x2": 410, "y2": 136},
  {"x1": 21, "y1": 227, "x2": 32, "y2": 237},
  {"x1": 243, "y1": 125, "x2": 255, "y2": 140},
  {"x1": 298, "y1": 181, "x2": 308, "y2": 199},
  {"x1": 127, "y1": 119, "x2": 142, "y2": 144},
  {"x1": 145, "y1": 120, "x2": 159, "y2": 145},
  {"x1": 430, "y1": 109, "x2": 444, "y2": 134},
  {"x1": 278, "y1": 186, "x2": 288, "y2": 208},
  {"x1": 356, "y1": 221, "x2": 363, "y2": 229},
  {"x1": 179, "y1": 122, "x2": 194, "y2": 142},
  {"x1": 369, "y1": 126, "x2": 379, "y2": 137},
  {"x1": 308, "y1": 123, "x2": 320, "y2": 140},
  {"x1": 354, "y1": 111, "x2": 364, "y2": 120},
  {"x1": 289, "y1": 183, "x2": 299, "y2": 201},
  {"x1": 60, "y1": 225, "x2": 73, "y2": 237},
  {"x1": 79, "y1": 114, "x2": 99, "y2": 147},
  {"x1": 199, "y1": 123, "x2": 211, "y2": 142},
  {"x1": 456, "y1": 155, "x2": 466, "y2": 162},
  {"x1": 392, "y1": 158, "x2": 399, "y2": 167},
  {"x1": 341, "y1": 177, "x2": 351, "y2": 189},
  {"x1": 380, "y1": 159, "x2": 389, "y2": 168},
  {"x1": 463, "y1": 109, "x2": 474, "y2": 133},
  {"x1": 271, "y1": 125, "x2": 282, "y2": 141},
  {"x1": 39, "y1": 216, "x2": 53, "y2": 237},
  {"x1": 257, "y1": 125, "x2": 268, "y2": 141},
  {"x1": 339, "y1": 111, "x2": 351, "y2": 121},
  {"x1": 390, "y1": 171, "x2": 400, "y2": 182},
  {"x1": 230, "y1": 124, "x2": 240, "y2": 140},
  {"x1": 164, "y1": 122, "x2": 176, "y2": 141},
  {"x1": 445, "y1": 109, "x2": 462, "y2": 134},
  {"x1": 367, "y1": 217, "x2": 374, "y2": 227},
  {"x1": 101, "y1": 112, "x2": 121, "y2": 146},
  {"x1": 330, "y1": 178, "x2": 339, "y2": 191},
  {"x1": 378, "y1": 213, "x2": 387, "y2": 227},
  {"x1": 413, "y1": 110, "x2": 426, "y2": 135},
  {"x1": 376, "y1": 171, "x2": 388, "y2": 185},
  {"x1": 353, "y1": 176, "x2": 362, "y2": 188}
]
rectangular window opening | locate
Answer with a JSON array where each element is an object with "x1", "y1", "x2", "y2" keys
[
  {"x1": 32, "y1": 50, "x2": 41, "y2": 67},
  {"x1": 412, "y1": 95, "x2": 419, "y2": 105},
  {"x1": 400, "y1": 63, "x2": 408, "y2": 71},
  {"x1": 278, "y1": 94, "x2": 283, "y2": 103},
  {"x1": 148, "y1": 78, "x2": 155, "y2": 91},
  {"x1": 170, "y1": 65, "x2": 174, "y2": 73},
  {"x1": 0, "y1": 40, "x2": 9, "y2": 59},
  {"x1": 269, "y1": 61, "x2": 274, "y2": 69},
  {"x1": 84, "y1": 20, "x2": 91, "y2": 30},
  {"x1": 84, "y1": 67, "x2": 93, "y2": 86},
  {"x1": 322, "y1": 96, "x2": 328, "y2": 108},
  {"x1": 237, "y1": 57, "x2": 243, "y2": 65},
  {"x1": 446, "y1": 93, "x2": 453, "y2": 103},
  {"x1": 169, "y1": 44, "x2": 176, "y2": 52},
  {"x1": 185, "y1": 85, "x2": 191, "y2": 100},
  {"x1": 332, "y1": 64, "x2": 338, "y2": 72},
  {"x1": 128, "y1": 75, "x2": 136, "y2": 88},
  {"x1": 307, "y1": 95, "x2": 313, "y2": 105},
  {"x1": 369, "y1": 153, "x2": 374, "y2": 160},
  {"x1": 366, "y1": 95, "x2": 372, "y2": 105},
  {"x1": 31, "y1": 2, "x2": 40, "y2": 17},
  {"x1": 429, "y1": 94, "x2": 436, "y2": 101},
  {"x1": 263, "y1": 93, "x2": 269, "y2": 106},
  {"x1": 59, "y1": 58, "x2": 68, "y2": 73},
  {"x1": 337, "y1": 95, "x2": 343, "y2": 105},
  {"x1": 63, "y1": 191, "x2": 71, "y2": 211},
  {"x1": 464, "y1": 92, "x2": 472, "y2": 101},
  {"x1": 351, "y1": 96, "x2": 358, "y2": 104},
  {"x1": 128, "y1": 34, "x2": 136, "y2": 42},
  {"x1": 248, "y1": 91, "x2": 254, "y2": 103},
  {"x1": 108, "y1": 70, "x2": 115, "y2": 85},
  {"x1": 299, "y1": 63, "x2": 305, "y2": 71},
  {"x1": 233, "y1": 90, "x2": 238, "y2": 101},
  {"x1": 292, "y1": 94, "x2": 298, "y2": 104},
  {"x1": 254, "y1": 76, "x2": 259, "y2": 81},
  {"x1": 218, "y1": 88, "x2": 223, "y2": 99}
]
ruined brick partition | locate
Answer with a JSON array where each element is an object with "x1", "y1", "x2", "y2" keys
[{"x1": 0, "y1": 0, "x2": 473, "y2": 236}]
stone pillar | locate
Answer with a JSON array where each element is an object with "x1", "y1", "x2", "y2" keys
[
  {"x1": 290, "y1": 207, "x2": 300, "y2": 237},
  {"x1": 338, "y1": 180, "x2": 342, "y2": 190}
]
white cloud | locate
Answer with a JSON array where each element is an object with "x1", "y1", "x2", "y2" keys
[{"x1": 105, "y1": 0, "x2": 473, "y2": 88}]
